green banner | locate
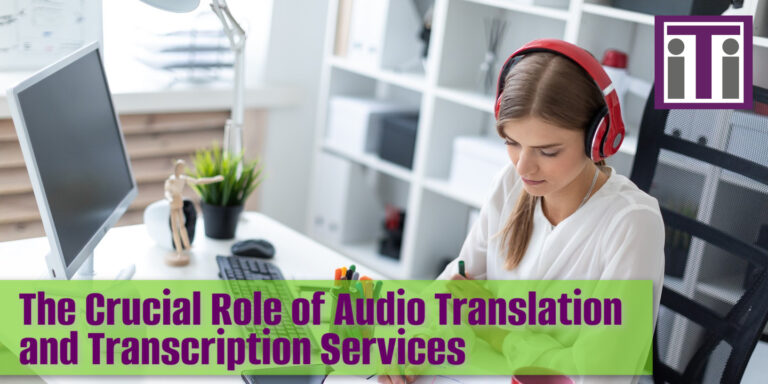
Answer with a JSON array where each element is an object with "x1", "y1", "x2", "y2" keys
[{"x1": 0, "y1": 280, "x2": 653, "y2": 376}]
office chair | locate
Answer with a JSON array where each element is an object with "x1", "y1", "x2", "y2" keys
[{"x1": 630, "y1": 86, "x2": 768, "y2": 383}]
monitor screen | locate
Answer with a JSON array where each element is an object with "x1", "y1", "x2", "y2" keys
[{"x1": 15, "y1": 50, "x2": 134, "y2": 268}]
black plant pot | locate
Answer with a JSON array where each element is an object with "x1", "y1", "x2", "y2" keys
[{"x1": 201, "y1": 203, "x2": 243, "y2": 239}]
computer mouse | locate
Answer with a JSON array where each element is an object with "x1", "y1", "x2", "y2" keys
[{"x1": 231, "y1": 239, "x2": 275, "y2": 259}]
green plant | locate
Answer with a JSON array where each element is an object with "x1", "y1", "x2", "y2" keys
[{"x1": 188, "y1": 144, "x2": 263, "y2": 206}]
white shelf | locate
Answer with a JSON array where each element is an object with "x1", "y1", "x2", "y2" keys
[
  {"x1": 755, "y1": 36, "x2": 768, "y2": 49},
  {"x1": 423, "y1": 178, "x2": 485, "y2": 209},
  {"x1": 335, "y1": 241, "x2": 403, "y2": 279},
  {"x1": 720, "y1": 172, "x2": 768, "y2": 195},
  {"x1": 696, "y1": 273, "x2": 744, "y2": 306},
  {"x1": 657, "y1": 152, "x2": 708, "y2": 177},
  {"x1": 581, "y1": 3, "x2": 654, "y2": 26},
  {"x1": 328, "y1": 56, "x2": 427, "y2": 93},
  {"x1": 322, "y1": 142, "x2": 413, "y2": 183},
  {"x1": 665, "y1": 275, "x2": 684, "y2": 295},
  {"x1": 435, "y1": 86, "x2": 495, "y2": 114},
  {"x1": 465, "y1": 0, "x2": 571, "y2": 21}
]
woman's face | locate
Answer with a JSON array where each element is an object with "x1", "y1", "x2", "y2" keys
[{"x1": 501, "y1": 116, "x2": 590, "y2": 197}]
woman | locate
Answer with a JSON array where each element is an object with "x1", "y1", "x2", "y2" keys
[
  {"x1": 439, "y1": 40, "x2": 664, "y2": 286},
  {"x1": 381, "y1": 39, "x2": 664, "y2": 384}
]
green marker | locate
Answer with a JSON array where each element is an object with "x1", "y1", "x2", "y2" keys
[
  {"x1": 458, "y1": 260, "x2": 466, "y2": 277},
  {"x1": 373, "y1": 281, "x2": 382, "y2": 300}
]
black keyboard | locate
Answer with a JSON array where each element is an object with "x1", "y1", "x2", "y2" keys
[
  {"x1": 216, "y1": 255, "x2": 285, "y2": 280},
  {"x1": 216, "y1": 255, "x2": 318, "y2": 347}
]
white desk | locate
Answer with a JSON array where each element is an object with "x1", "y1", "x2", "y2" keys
[
  {"x1": 0, "y1": 212, "x2": 380, "y2": 281},
  {"x1": 0, "y1": 212, "x2": 380, "y2": 383}
]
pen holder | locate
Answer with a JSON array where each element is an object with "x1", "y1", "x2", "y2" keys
[{"x1": 329, "y1": 283, "x2": 375, "y2": 339}]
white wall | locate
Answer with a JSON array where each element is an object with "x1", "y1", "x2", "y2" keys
[
  {"x1": 258, "y1": 0, "x2": 330, "y2": 231},
  {"x1": 102, "y1": 0, "x2": 272, "y2": 91},
  {"x1": 102, "y1": 0, "x2": 328, "y2": 231}
]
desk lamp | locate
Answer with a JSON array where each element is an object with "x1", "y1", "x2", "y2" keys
[{"x1": 140, "y1": 0, "x2": 247, "y2": 153}]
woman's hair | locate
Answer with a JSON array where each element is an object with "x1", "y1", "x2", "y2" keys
[{"x1": 495, "y1": 52, "x2": 607, "y2": 270}]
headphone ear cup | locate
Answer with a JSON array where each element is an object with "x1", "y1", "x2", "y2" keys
[
  {"x1": 601, "y1": 121, "x2": 624, "y2": 159},
  {"x1": 585, "y1": 107, "x2": 608, "y2": 161}
]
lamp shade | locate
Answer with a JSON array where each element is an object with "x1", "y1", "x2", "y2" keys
[{"x1": 139, "y1": 0, "x2": 200, "y2": 13}]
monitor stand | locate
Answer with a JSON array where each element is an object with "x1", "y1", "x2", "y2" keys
[{"x1": 72, "y1": 253, "x2": 135, "y2": 280}]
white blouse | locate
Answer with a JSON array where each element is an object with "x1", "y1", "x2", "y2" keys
[
  {"x1": 436, "y1": 163, "x2": 665, "y2": 383},
  {"x1": 438, "y1": 162, "x2": 664, "y2": 294}
]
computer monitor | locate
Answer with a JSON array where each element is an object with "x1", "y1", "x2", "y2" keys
[{"x1": 5, "y1": 42, "x2": 138, "y2": 280}]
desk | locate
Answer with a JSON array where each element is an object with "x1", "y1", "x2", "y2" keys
[
  {"x1": 0, "y1": 212, "x2": 380, "y2": 280},
  {"x1": 0, "y1": 211, "x2": 380, "y2": 383}
]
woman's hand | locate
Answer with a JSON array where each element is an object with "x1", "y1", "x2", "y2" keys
[
  {"x1": 446, "y1": 273, "x2": 507, "y2": 352},
  {"x1": 449, "y1": 273, "x2": 467, "y2": 280},
  {"x1": 446, "y1": 273, "x2": 493, "y2": 300},
  {"x1": 473, "y1": 326, "x2": 508, "y2": 353}
]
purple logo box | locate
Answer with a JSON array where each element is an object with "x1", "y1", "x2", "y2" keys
[{"x1": 655, "y1": 15, "x2": 753, "y2": 109}]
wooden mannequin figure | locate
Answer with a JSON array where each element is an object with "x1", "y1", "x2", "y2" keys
[{"x1": 164, "y1": 159, "x2": 224, "y2": 266}]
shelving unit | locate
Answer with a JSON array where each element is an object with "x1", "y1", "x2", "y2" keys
[
  {"x1": 310, "y1": 0, "x2": 768, "y2": 373},
  {"x1": 333, "y1": 241, "x2": 405, "y2": 279},
  {"x1": 422, "y1": 177, "x2": 484, "y2": 209},
  {"x1": 328, "y1": 57, "x2": 428, "y2": 92},
  {"x1": 466, "y1": 0, "x2": 571, "y2": 19},
  {"x1": 581, "y1": 2, "x2": 654, "y2": 25},
  {"x1": 434, "y1": 86, "x2": 495, "y2": 114},
  {"x1": 322, "y1": 142, "x2": 414, "y2": 182},
  {"x1": 310, "y1": 0, "x2": 671, "y2": 280},
  {"x1": 308, "y1": 0, "x2": 768, "y2": 376}
]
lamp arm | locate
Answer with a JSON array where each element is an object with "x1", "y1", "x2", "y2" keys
[
  {"x1": 210, "y1": 0, "x2": 245, "y2": 49},
  {"x1": 209, "y1": 0, "x2": 246, "y2": 154}
]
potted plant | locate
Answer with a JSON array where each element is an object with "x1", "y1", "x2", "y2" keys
[{"x1": 188, "y1": 144, "x2": 263, "y2": 239}]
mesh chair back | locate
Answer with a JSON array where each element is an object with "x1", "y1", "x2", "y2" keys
[{"x1": 631, "y1": 86, "x2": 768, "y2": 383}]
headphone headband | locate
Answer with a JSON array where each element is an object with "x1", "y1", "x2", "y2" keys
[{"x1": 494, "y1": 39, "x2": 625, "y2": 161}]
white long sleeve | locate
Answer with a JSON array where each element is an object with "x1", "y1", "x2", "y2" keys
[
  {"x1": 438, "y1": 163, "x2": 664, "y2": 291},
  {"x1": 434, "y1": 163, "x2": 665, "y2": 383}
]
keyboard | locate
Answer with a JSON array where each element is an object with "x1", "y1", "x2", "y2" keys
[
  {"x1": 216, "y1": 255, "x2": 317, "y2": 347},
  {"x1": 216, "y1": 255, "x2": 285, "y2": 280}
]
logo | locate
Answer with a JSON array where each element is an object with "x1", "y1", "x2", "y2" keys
[{"x1": 655, "y1": 16, "x2": 753, "y2": 109}]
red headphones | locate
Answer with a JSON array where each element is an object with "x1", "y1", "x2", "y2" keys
[{"x1": 494, "y1": 39, "x2": 625, "y2": 162}]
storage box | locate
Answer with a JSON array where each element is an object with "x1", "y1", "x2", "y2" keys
[
  {"x1": 449, "y1": 136, "x2": 509, "y2": 199},
  {"x1": 347, "y1": 0, "x2": 387, "y2": 66},
  {"x1": 377, "y1": 113, "x2": 419, "y2": 169},
  {"x1": 326, "y1": 96, "x2": 417, "y2": 154},
  {"x1": 310, "y1": 153, "x2": 383, "y2": 245},
  {"x1": 347, "y1": 0, "x2": 422, "y2": 69}
]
